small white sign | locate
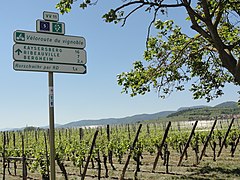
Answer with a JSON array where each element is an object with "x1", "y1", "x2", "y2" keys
[
  {"x1": 49, "y1": 87, "x2": 54, "y2": 95},
  {"x1": 13, "y1": 44, "x2": 87, "y2": 65},
  {"x1": 43, "y1": 11, "x2": 59, "y2": 22},
  {"x1": 49, "y1": 94, "x2": 54, "y2": 107},
  {"x1": 13, "y1": 61, "x2": 87, "y2": 74},
  {"x1": 14, "y1": 30, "x2": 86, "y2": 49}
]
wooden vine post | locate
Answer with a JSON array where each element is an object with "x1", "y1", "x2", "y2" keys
[
  {"x1": 79, "y1": 128, "x2": 84, "y2": 141},
  {"x1": 22, "y1": 134, "x2": 27, "y2": 180},
  {"x1": 199, "y1": 119, "x2": 217, "y2": 161},
  {"x1": 44, "y1": 132, "x2": 50, "y2": 179},
  {"x1": 217, "y1": 118, "x2": 235, "y2": 157},
  {"x1": 107, "y1": 124, "x2": 115, "y2": 170},
  {"x1": 166, "y1": 150, "x2": 170, "y2": 174},
  {"x1": 13, "y1": 132, "x2": 17, "y2": 176},
  {"x1": 119, "y1": 124, "x2": 142, "y2": 180},
  {"x1": 178, "y1": 121, "x2": 198, "y2": 166},
  {"x1": 152, "y1": 121, "x2": 171, "y2": 172},
  {"x1": 81, "y1": 129, "x2": 99, "y2": 180},
  {"x1": 231, "y1": 134, "x2": 240, "y2": 156},
  {"x1": 127, "y1": 124, "x2": 131, "y2": 140},
  {"x1": 2, "y1": 132, "x2": 6, "y2": 180}
]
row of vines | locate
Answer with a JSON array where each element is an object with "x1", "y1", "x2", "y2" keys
[{"x1": 0, "y1": 118, "x2": 240, "y2": 179}]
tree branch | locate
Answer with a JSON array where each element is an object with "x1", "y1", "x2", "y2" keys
[
  {"x1": 114, "y1": 0, "x2": 184, "y2": 13},
  {"x1": 182, "y1": 0, "x2": 205, "y2": 22},
  {"x1": 227, "y1": 40, "x2": 240, "y2": 50},
  {"x1": 121, "y1": 4, "x2": 145, "y2": 26},
  {"x1": 182, "y1": 0, "x2": 212, "y2": 41},
  {"x1": 213, "y1": 2, "x2": 224, "y2": 28},
  {"x1": 146, "y1": 6, "x2": 160, "y2": 48},
  {"x1": 169, "y1": 35, "x2": 201, "y2": 66},
  {"x1": 201, "y1": 0, "x2": 211, "y2": 21}
]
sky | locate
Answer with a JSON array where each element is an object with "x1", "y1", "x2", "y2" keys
[{"x1": 0, "y1": 0, "x2": 239, "y2": 129}]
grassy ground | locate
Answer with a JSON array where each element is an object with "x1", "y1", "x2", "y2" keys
[{"x1": 1, "y1": 145, "x2": 240, "y2": 180}]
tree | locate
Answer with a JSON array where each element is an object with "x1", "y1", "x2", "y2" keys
[
  {"x1": 24, "y1": 126, "x2": 39, "y2": 131},
  {"x1": 56, "y1": 0, "x2": 240, "y2": 102}
]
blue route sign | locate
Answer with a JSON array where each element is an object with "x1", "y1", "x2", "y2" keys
[{"x1": 40, "y1": 21, "x2": 50, "y2": 31}]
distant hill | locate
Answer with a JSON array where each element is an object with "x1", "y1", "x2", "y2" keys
[
  {"x1": 214, "y1": 101, "x2": 238, "y2": 108},
  {"x1": 177, "y1": 105, "x2": 209, "y2": 111},
  {"x1": 59, "y1": 101, "x2": 239, "y2": 128},
  {"x1": 0, "y1": 124, "x2": 62, "y2": 132},
  {"x1": 1, "y1": 101, "x2": 239, "y2": 131},
  {"x1": 59, "y1": 111, "x2": 174, "y2": 128},
  {"x1": 166, "y1": 101, "x2": 239, "y2": 121},
  {"x1": 41, "y1": 124, "x2": 62, "y2": 129}
]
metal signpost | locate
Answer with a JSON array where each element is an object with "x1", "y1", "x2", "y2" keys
[
  {"x1": 48, "y1": 71, "x2": 55, "y2": 180},
  {"x1": 13, "y1": 11, "x2": 87, "y2": 180}
]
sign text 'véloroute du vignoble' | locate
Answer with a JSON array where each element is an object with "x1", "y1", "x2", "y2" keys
[{"x1": 14, "y1": 30, "x2": 86, "y2": 49}]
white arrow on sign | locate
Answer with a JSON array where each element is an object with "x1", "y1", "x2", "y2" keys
[
  {"x1": 13, "y1": 61, "x2": 87, "y2": 74},
  {"x1": 14, "y1": 30, "x2": 86, "y2": 49},
  {"x1": 13, "y1": 44, "x2": 87, "y2": 65}
]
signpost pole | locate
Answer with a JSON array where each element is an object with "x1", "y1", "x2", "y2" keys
[
  {"x1": 13, "y1": 12, "x2": 87, "y2": 180},
  {"x1": 48, "y1": 72, "x2": 56, "y2": 180}
]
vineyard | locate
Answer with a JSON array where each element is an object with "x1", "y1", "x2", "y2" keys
[{"x1": 1, "y1": 118, "x2": 240, "y2": 180}]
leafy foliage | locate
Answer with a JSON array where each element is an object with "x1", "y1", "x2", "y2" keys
[
  {"x1": 118, "y1": 19, "x2": 235, "y2": 101},
  {"x1": 56, "y1": 0, "x2": 240, "y2": 102}
]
